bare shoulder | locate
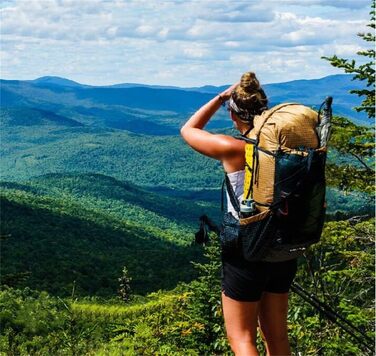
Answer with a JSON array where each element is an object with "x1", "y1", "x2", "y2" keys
[
  {"x1": 180, "y1": 128, "x2": 244, "y2": 160},
  {"x1": 215, "y1": 134, "x2": 245, "y2": 153}
]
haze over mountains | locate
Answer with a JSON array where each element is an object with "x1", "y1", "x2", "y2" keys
[
  {"x1": 0, "y1": 74, "x2": 369, "y2": 136},
  {"x1": 1, "y1": 72, "x2": 371, "y2": 193}
]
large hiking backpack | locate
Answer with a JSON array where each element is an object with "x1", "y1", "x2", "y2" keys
[{"x1": 232, "y1": 99, "x2": 332, "y2": 262}]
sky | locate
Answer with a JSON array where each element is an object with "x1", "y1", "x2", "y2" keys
[{"x1": 0, "y1": 0, "x2": 372, "y2": 86}]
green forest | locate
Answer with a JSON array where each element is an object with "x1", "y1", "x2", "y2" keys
[{"x1": 1, "y1": 3, "x2": 375, "y2": 354}]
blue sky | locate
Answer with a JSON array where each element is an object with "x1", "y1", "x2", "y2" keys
[{"x1": 0, "y1": 0, "x2": 372, "y2": 86}]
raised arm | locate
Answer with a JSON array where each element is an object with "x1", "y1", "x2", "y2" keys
[{"x1": 180, "y1": 83, "x2": 240, "y2": 161}]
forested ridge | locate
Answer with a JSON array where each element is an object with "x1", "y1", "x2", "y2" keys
[{"x1": 0, "y1": 174, "x2": 209, "y2": 296}]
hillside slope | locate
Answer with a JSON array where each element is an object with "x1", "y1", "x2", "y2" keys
[
  {"x1": 0, "y1": 125, "x2": 224, "y2": 190},
  {"x1": 0, "y1": 175, "x2": 209, "y2": 296}
]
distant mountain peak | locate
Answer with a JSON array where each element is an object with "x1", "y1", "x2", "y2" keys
[{"x1": 32, "y1": 76, "x2": 86, "y2": 87}]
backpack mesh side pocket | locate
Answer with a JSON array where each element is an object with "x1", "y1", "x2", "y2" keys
[
  {"x1": 239, "y1": 210, "x2": 278, "y2": 262},
  {"x1": 220, "y1": 212, "x2": 240, "y2": 252}
]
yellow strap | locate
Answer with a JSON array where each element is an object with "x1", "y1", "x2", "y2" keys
[{"x1": 243, "y1": 143, "x2": 254, "y2": 199}]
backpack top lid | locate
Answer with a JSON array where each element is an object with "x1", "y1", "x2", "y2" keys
[{"x1": 251, "y1": 103, "x2": 320, "y2": 152}]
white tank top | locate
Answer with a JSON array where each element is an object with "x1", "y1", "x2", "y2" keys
[{"x1": 226, "y1": 170, "x2": 245, "y2": 218}]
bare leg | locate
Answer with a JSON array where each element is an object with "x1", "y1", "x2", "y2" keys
[
  {"x1": 222, "y1": 292, "x2": 260, "y2": 356},
  {"x1": 258, "y1": 292, "x2": 291, "y2": 356}
]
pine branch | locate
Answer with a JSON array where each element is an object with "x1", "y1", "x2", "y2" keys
[{"x1": 350, "y1": 152, "x2": 375, "y2": 172}]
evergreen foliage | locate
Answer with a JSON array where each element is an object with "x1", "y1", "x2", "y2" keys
[
  {"x1": 289, "y1": 219, "x2": 375, "y2": 355},
  {"x1": 186, "y1": 232, "x2": 231, "y2": 354},
  {"x1": 1, "y1": 216, "x2": 374, "y2": 355},
  {"x1": 326, "y1": 116, "x2": 374, "y2": 194},
  {"x1": 0, "y1": 287, "x2": 102, "y2": 355},
  {"x1": 322, "y1": 0, "x2": 375, "y2": 118}
]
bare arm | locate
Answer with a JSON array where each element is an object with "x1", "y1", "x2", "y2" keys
[{"x1": 180, "y1": 83, "x2": 240, "y2": 161}]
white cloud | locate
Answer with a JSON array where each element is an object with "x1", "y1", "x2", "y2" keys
[
  {"x1": 198, "y1": 2, "x2": 275, "y2": 23},
  {"x1": 0, "y1": 0, "x2": 372, "y2": 86},
  {"x1": 280, "y1": 0, "x2": 369, "y2": 9},
  {"x1": 182, "y1": 45, "x2": 210, "y2": 59},
  {"x1": 224, "y1": 41, "x2": 240, "y2": 48},
  {"x1": 330, "y1": 44, "x2": 364, "y2": 56}
]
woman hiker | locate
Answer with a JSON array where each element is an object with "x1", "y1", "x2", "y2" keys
[{"x1": 180, "y1": 71, "x2": 297, "y2": 356}]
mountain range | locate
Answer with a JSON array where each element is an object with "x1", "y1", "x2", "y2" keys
[
  {"x1": 0, "y1": 74, "x2": 369, "y2": 135},
  {"x1": 0, "y1": 72, "x2": 372, "y2": 192}
]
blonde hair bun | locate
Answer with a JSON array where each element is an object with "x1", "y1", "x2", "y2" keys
[
  {"x1": 230, "y1": 71, "x2": 268, "y2": 123},
  {"x1": 240, "y1": 72, "x2": 261, "y2": 94}
]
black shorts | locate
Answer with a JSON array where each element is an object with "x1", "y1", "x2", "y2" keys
[{"x1": 221, "y1": 251, "x2": 298, "y2": 302}]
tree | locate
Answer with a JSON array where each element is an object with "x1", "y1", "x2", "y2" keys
[
  {"x1": 321, "y1": 1, "x2": 375, "y2": 195},
  {"x1": 289, "y1": 219, "x2": 375, "y2": 355},
  {"x1": 326, "y1": 115, "x2": 374, "y2": 194},
  {"x1": 322, "y1": 0, "x2": 375, "y2": 118},
  {"x1": 118, "y1": 267, "x2": 132, "y2": 302}
]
